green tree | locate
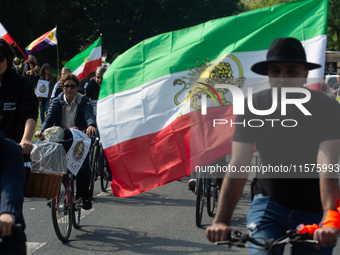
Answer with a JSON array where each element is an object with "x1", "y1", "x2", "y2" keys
[
  {"x1": 328, "y1": 0, "x2": 340, "y2": 50},
  {"x1": 0, "y1": 0, "x2": 243, "y2": 67}
]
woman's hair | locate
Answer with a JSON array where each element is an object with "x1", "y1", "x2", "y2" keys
[
  {"x1": 0, "y1": 38, "x2": 15, "y2": 78},
  {"x1": 61, "y1": 74, "x2": 80, "y2": 87},
  {"x1": 86, "y1": 71, "x2": 96, "y2": 81},
  {"x1": 61, "y1": 67, "x2": 71, "y2": 73},
  {"x1": 39, "y1": 63, "x2": 51, "y2": 77}
]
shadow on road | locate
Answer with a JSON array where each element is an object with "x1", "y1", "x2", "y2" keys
[{"x1": 64, "y1": 225, "x2": 241, "y2": 254}]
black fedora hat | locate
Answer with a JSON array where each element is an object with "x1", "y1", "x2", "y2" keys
[{"x1": 251, "y1": 37, "x2": 321, "y2": 75}]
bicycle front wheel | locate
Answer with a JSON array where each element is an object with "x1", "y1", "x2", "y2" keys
[
  {"x1": 51, "y1": 181, "x2": 72, "y2": 242},
  {"x1": 99, "y1": 147, "x2": 110, "y2": 192},
  {"x1": 195, "y1": 177, "x2": 204, "y2": 227},
  {"x1": 72, "y1": 178, "x2": 81, "y2": 229},
  {"x1": 206, "y1": 178, "x2": 217, "y2": 216}
]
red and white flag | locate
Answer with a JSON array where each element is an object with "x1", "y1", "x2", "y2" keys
[{"x1": 0, "y1": 23, "x2": 15, "y2": 44}]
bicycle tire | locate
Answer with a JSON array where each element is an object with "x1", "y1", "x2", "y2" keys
[
  {"x1": 206, "y1": 178, "x2": 217, "y2": 216},
  {"x1": 89, "y1": 143, "x2": 99, "y2": 200},
  {"x1": 99, "y1": 147, "x2": 110, "y2": 192},
  {"x1": 72, "y1": 178, "x2": 81, "y2": 229},
  {"x1": 195, "y1": 177, "x2": 204, "y2": 227},
  {"x1": 51, "y1": 180, "x2": 72, "y2": 242}
]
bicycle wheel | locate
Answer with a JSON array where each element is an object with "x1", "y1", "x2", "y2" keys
[
  {"x1": 89, "y1": 142, "x2": 99, "y2": 200},
  {"x1": 99, "y1": 146, "x2": 110, "y2": 192},
  {"x1": 207, "y1": 178, "x2": 217, "y2": 216},
  {"x1": 72, "y1": 178, "x2": 81, "y2": 229},
  {"x1": 195, "y1": 177, "x2": 204, "y2": 227},
  {"x1": 51, "y1": 179, "x2": 72, "y2": 242}
]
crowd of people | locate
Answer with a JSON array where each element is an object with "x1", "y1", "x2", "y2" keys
[{"x1": 0, "y1": 38, "x2": 108, "y2": 254}]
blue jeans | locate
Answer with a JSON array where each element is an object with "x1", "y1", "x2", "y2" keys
[
  {"x1": 247, "y1": 193, "x2": 333, "y2": 255},
  {"x1": 40, "y1": 98, "x2": 48, "y2": 124}
]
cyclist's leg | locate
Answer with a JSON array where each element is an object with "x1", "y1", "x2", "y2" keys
[
  {"x1": 290, "y1": 210, "x2": 333, "y2": 255},
  {"x1": 76, "y1": 154, "x2": 92, "y2": 209},
  {"x1": 247, "y1": 193, "x2": 290, "y2": 255}
]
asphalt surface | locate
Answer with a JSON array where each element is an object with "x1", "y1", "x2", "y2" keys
[
  {"x1": 24, "y1": 175, "x2": 253, "y2": 255},
  {"x1": 23, "y1": 155, "x2": 340, "y2": 254}
]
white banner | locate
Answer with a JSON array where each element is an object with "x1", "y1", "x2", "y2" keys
[
  {"x1": 66, "y1": 129, "x2": 91, "y2": 176},
  {"x1": 36, "y1": 80, "x2": 49, "y2": 98}
]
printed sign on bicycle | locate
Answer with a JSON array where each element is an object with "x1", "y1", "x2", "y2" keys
[{"x1": 66, "y1": 128, "x2": 91, "y2": 176}]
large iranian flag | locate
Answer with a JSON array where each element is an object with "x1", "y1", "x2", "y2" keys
[
  {"x1": 64, "y1": 35, "x2": 102, "y2": 79},
  {"x1": 97, "y1": 0, "x2": 327, "y2": 197}
]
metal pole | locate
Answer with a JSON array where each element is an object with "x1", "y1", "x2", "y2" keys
[{"x1": 55, "y1": 25, "x2": 60, "y2": 77}]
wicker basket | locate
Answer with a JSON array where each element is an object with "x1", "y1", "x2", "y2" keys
[{"x1": 25, "y1": 172, "x2": 63, "y2": 199}]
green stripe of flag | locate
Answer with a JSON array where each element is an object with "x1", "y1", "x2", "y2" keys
[{"x1": 100, "y1": 0, "x2": 327, "y2": 100}]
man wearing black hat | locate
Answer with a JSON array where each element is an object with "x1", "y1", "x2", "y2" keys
[{"x1": 206, "y1": 37, "x2": 340, "y2": 254}]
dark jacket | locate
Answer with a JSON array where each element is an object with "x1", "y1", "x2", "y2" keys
[
  {"x1": 40, "y1": 92, "x2": 96, "y2": 132},
  {"x1": 85, "y1": 79, "x2": 100, "y2": 100},
  {"x1": 0, "y1": 131, "x2": 26, "y2": 245},
  {"x1": 22, "y1": 61, "x2": 39, "y2": 88},
  {"x1": 0, "y1": 68, "x2": 39, "y2": 162}
]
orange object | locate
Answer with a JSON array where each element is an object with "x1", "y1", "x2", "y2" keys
[
  {"x1": 322, "y1": 210, "x2": 340, "y2": 229},
  {"x1": 297, "y1": 224, "x2": 320, "y2": 234}
]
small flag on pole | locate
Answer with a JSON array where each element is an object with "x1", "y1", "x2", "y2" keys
[
  {"x1": 25, "y1": 27, "x2": 57, "y2": 54},
  {"x1": 0, "y1": 23, "x2": 15, "y2": 44},
  {"x1": 64, "y1": 35, "x2": 102, "y2": 79}
]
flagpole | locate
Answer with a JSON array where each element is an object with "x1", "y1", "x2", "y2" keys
[
  {"x1": 13, "y1": 41, "x2": 29, "y2": 63},
  {"x1": 55, "y1": 25, "x2": 60, "y2": 77}
]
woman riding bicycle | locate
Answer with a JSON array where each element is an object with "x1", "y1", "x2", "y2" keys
[{"x1": 35, "y1": 74, "x2": 96, "y2": 210}]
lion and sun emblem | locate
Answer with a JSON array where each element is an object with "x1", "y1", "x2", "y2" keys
[{"x1": 173, "y1": 54, "x2": 246, "y2": 117}]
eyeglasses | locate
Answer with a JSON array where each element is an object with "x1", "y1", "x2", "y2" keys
[
  {"x1": 0, "y1": 56, "x2": 5, "y2": 63},
  {"x1": 45, "y1": 67, "x2": 50, "y2": 70},
  {"x1": 63, "y1": 84, "x2": 77, "y2": 90}
]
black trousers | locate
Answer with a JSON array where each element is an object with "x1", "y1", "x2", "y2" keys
[
  {"x1": 0, "y1": 242, "x2": 26, "y2": 255},
  {"x1": 75, "y1": 154, "x2": 91, "y2": 199}
]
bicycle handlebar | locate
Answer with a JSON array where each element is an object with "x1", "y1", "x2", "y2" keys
[
  {"x1": 215, "y1": 229, "x2": 317, "y2": 249},
  {"x1": 0, "y1": 223, "x2": 23, "y2": 243}
]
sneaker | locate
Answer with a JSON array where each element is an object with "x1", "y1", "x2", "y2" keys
[
  {"x1": 106, "y1": 172, "x2": 113, "y2": 182},
  {"x1": 188, "y1": 179, "x2": 196, "y2": 193},
  {"x1": 82, "y1": 197, "x2": 92, "y2": 210}
]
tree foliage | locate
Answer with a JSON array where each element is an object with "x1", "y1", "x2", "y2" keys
[
  {"x1": 242, "y1": 0, "x2": 339, "y2": 51},
  {"x1": 328, "y1": 0, "x2": 340, "y2": 50},
  {"x1": 0, "y1": 0, "x2": 243, "y2": 68}
]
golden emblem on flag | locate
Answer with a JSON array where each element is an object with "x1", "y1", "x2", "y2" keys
[{"x1": 174, "y1": 54, "x2": 245, "y2": 117}]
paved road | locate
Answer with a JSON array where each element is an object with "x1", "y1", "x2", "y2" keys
[
  {"x1": 23, "y1": 157, "x2": 340, "y2": 254},
  {"x1": 23, "y1": 175, "x2": 253, "y2": 255}
]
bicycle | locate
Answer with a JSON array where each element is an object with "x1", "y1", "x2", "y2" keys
[
  {"x1": 216, "y1": 228, "x2": 318, "y2": 255},
  {"x1": 195, "y1": 171, "x2": 221, "y2": 227},
  {"x1": 51, "y1": 139, "x2": 83, "y2": 242},
  {"x1": 89, "y1": 136, "x2": 111, "y2": 199}
]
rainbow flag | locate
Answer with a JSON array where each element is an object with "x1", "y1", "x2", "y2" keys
[{"x1": 25, "y1": 27, "x2": 57, "y2": 54}]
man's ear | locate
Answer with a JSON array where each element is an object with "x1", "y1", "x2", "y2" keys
[{"x1": 305, "y1": 69, "x2": 309, "y2": 78}]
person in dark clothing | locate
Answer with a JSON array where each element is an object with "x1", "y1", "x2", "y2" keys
[
  {"x1": 35, "y1": 74, "x2": 96, "y2": 210},
  {"x1": 22, "y1": 54, "x2": 40, "y2": 89},
  {"x1": 206, "y1": 37, "x2": 340, "y2": 254},
  {"x1": 38, "y1": 63, "x2": 57, "y2": 124},
  {"x1": 0, "y1": 131, "x2": 27, "y2": 255},
  {"x1": 0, "y1": 38, "x2": 39, "y2": 186},
  {"x1": 85, "y1": 66, "x2": 107, "y2": 100}
]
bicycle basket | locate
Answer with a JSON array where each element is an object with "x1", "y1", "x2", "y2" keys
[{"x1": 24, "y1": 172, "x2": 63, "y2": 199}]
